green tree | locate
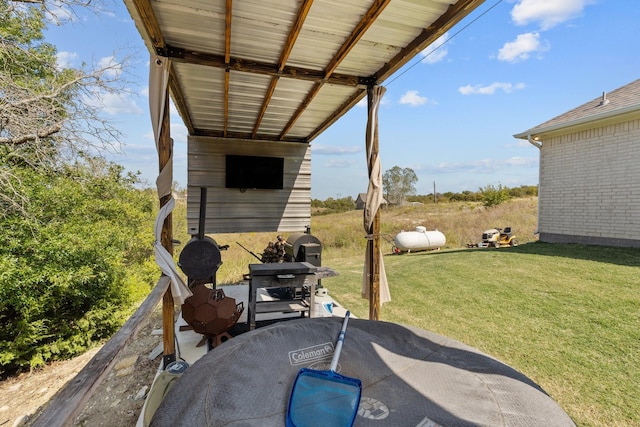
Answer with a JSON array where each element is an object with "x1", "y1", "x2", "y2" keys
[
  {"x1": 1, "y1": 0, "x2": 131, "y2": 217},
  {"x1": 479, "y1": 183, "x2": 511, "y2": 207},
  {"x1": 0, "y1": 157, "x2": 157, "y2": 377},
  {"x1": 0, "y1": 1, "x2": 152, "y2": 376},
  {"x1": 383, "y1": 166, "x2": 418, "y2": 205}
]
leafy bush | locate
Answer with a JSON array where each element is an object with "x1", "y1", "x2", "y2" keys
[
  {"x1": 0, "y1": 160, "x2": 158, "y2": 377},
  {"x1": 479, "y1": 183, "x2": 511, "y2": 207}
]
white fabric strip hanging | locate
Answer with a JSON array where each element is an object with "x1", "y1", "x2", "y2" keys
[
  {"x1": 150, "y1": 56, "x2": 173, "y2": 200},
  {"x1": 150, "y1": 55, "x2": 191, "y2": 305},
  {"x1": 362, "y1": 85, "x2": 391, "y2": 304}
]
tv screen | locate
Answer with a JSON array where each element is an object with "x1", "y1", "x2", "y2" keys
[{"x1": 225, "y1": 155, "x2": 284, "y2": 190}]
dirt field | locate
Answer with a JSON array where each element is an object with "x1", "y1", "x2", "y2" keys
[{"x1": 0, "y1": 309, "x2": 163, "y2": 427}]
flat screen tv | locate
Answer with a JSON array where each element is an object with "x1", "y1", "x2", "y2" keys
[{"x1": 225, "y1": 154, "x2": 284, "y2": 190}]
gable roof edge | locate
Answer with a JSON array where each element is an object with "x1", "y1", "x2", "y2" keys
[{"x1": 514, "y1": 102, "x2": 640, "y2": 140}]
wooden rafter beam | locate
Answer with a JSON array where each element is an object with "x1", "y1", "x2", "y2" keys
[
  {"x1": 158, "y1": 46, "x2": 364, "y2": 87},
  {"x1": 308, "y1": 0, "x2": 485, "y2": 142},
  {"x1": 374, "y1": 0, "x2": 486, "y2": 83},
  {"x1": 194, "y1": 128, "x2": 307, "y2": 143},
  {"x1": 129, "y1": 0, "x2": 486, "y2": 143},
  {"x1": 131, "y1": 0, "x2": 195, "y2": 136},
  {"x1": 325, "y1": 0, "x2": 391, "y2": 77},
  {"x1": 253, "y1": 0, "x2": 314, "y2": 138},
  {"x1": 131, "y1": 0, "x2": 164, "y2": 48},
  {"x1": 223, "y1": 0, "x2": 232, "y2": 137},
  {"x1": 280, "y1": 0, "x2": 390, "y2": 140},
  {"x1": 167, "y1": 65, "x2": 195, "y2": 135},
  {"x1": 253, "y1": 78, "x2": 279, "y2": 139},
  {"x1": 279, "y1": 82, "x2": 323, "y2": 140},
  {"x1": 278, "y1": 0, "x2": 313, "y2": 73},
  {"x1": 308, "y1": 88, "x2": 368, "y2": 141}
]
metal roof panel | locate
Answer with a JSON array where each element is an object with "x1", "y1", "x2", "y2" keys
[{"x1": 124, "y1": 0, "x2": 486, "y2": 142}]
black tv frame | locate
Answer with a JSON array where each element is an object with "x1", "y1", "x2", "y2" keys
[{"x1": 225, "y1": 154, "x2": 284, "y2": 190}]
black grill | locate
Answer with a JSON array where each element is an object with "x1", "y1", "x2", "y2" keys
[{"x1": 285, "y1": 232, "x2": 321, "y2": 266}]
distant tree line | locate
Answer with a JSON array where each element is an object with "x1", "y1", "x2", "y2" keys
[
  {"x1": 312, "y1": 184, "x2": 538, "y2": 214},
  {"x1": 409, "y1": 184, "x2": 538, "y2": 205},
  {"x1": 311, "y1": 196, "x2": 355, "y2": 215}
]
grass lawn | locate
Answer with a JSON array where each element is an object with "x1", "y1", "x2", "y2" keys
[{"x1": 323, "y1": 242, "x2": 640, "y2": 427}]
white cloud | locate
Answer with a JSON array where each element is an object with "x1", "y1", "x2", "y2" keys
[
  {"x1": 85, "y1": 92, "x2": 143, "y2": 116},
  {"x1": 511, "y1": 0, "x2": 591, "y2": 30},
  {"x1": 98, "y1": 56, "x2": 123, "y2": 78},
  {"x1": 505, "y1": 140, "x2": 533, "y2": 148},
  {"x1": 458, "y1": 82, "x2": 525, "y2": 95},
  {"x1": 503, "y1": 156, "x2": 538, "y2": 167},
  {"x1": 356, "y1": 96, "x2": 390, "y2": 108},
  {"x1": 497, "y1": 32, "x2": 546, "y2": 63},
  {"x1": 312, "y1": 144, "x2": 360, "y2": 155},
  {"x1": 103, "y1": 93, "x2": 143, "y2": 115},
  {"x1": 323, "y1": 158, "x2": 358, "y2": 168},
  {"x1": 45, "y1": 2, "x2": 76, "y2": 24},
  {"x1": 416, "y1": 157, "x2": 538, "y2": 174},
  {"x1": 399, "y1": 90, "x2": 428, "y2": 106},
  {"x1": 420, "y1": 32, "x2": 449, "y2": 64},
  {"x1": 56, "y1": 51, "x2": 78, "y2": 69}
]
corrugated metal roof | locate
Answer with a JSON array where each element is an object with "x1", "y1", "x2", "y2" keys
[{"x1": 123, "y1": 0, "x2": 485, "y2": 143}]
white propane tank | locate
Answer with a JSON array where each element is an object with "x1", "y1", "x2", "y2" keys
[{"x1": 394, "y1": 227, "x2": 446, "y2": 252}]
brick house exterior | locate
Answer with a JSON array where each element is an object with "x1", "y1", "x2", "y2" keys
[{"x1": 514, "y1": 79, "x2": 640, "y2": 248}]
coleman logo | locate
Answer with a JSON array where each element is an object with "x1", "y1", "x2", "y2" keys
[{"x1": 288, "y1": 342, "x2": 334, "y2": 366}]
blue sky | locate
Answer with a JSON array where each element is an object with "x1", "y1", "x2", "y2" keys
[{"x1": 45, "y1": 0, "x2": 640, "y2": 200}]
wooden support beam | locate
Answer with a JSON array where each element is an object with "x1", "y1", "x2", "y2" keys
[
  {"x1": 365, "y1": 84, "x2": 383, "y2": 320},
  {"x1": 369, "y1": 209, "x2": 381, "y2": 320},
  {"x1": 158, "y1": 85, "x2": 176, "y2": 367}
]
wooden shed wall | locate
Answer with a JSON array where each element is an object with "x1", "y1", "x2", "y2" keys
[{"x1": 186, "y1": 136, "x2": 311, "y2": 234}]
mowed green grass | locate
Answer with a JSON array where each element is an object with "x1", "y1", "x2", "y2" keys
[
  {"x1": 322, "y1": 243, "x2": 640, "y2": 427},
  {"x1": 176, "y1": 197, "x2": 639, "y2": 425}
]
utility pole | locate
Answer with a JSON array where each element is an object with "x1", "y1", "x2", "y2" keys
[{"x1": 433, "y1": 181, "x2": 437, "y2": 204}]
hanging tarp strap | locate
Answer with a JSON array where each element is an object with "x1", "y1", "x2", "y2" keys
[
  {"x1": 150, "y1": 55, "x2": 192, "y2": 306},
  {"x1": 362, "y1": 85, "x2": 391, "y2": 319}
]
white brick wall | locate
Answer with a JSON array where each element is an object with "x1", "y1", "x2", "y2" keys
[{"x1": 539, "y1": 118, "x2": 640, "y2": 246}]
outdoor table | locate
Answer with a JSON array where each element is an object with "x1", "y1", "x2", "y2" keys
[{"x1": 151, "y1": 317, "x2": 576, "y2": 426}]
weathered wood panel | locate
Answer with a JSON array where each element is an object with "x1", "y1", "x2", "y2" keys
[{"x1": 186, "y1": 136, "x2": 311, "y2": 234}]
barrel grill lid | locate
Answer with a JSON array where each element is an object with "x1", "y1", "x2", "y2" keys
[
  {"x1": 178, "y1": 237, "x2": 222, "y2": 280},
  {"x1": 286, "y1": 233, "x2": 321, "y2": 257}
]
